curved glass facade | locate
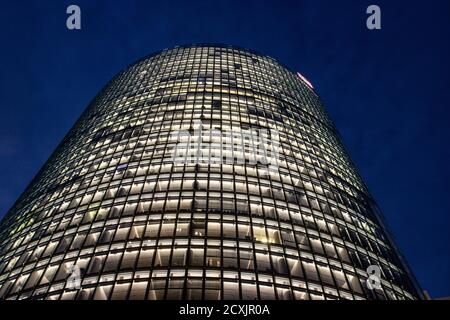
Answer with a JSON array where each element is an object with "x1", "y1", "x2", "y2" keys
[{"x1": 0, "y1": 45, "x2": 421, "y2": 300}]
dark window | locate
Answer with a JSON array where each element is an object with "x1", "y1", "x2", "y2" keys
[
  {"x1": 198, "y1": 76, "x2": 206, "y2": 84},
  {"x1": 155, "y1": 88, "x2": 165, "y2": 96},
  {"x1": 212, "y1": 100, "x2": 222, "y2": 109}
]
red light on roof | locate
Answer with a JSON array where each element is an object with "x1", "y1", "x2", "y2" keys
[{"x1": 296, "y1": 72, "x2": 314, "y2": 89}]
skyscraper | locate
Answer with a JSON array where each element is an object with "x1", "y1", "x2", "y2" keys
[{"x1": 0, "y1": 45, "x2": 422, "y2": 300}]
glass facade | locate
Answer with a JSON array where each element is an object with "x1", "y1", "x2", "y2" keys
[{"x1": 0, "y1": 45, "x2": 421, "y2": 300}]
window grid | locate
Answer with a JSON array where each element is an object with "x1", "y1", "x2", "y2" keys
[{"x1": 0, "y1": 45, "x2": 419, "y2": 300}]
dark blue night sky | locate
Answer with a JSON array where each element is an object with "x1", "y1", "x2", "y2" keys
[{"x1": 0, "y1": 0, "x2": 449, "y2": 298}]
